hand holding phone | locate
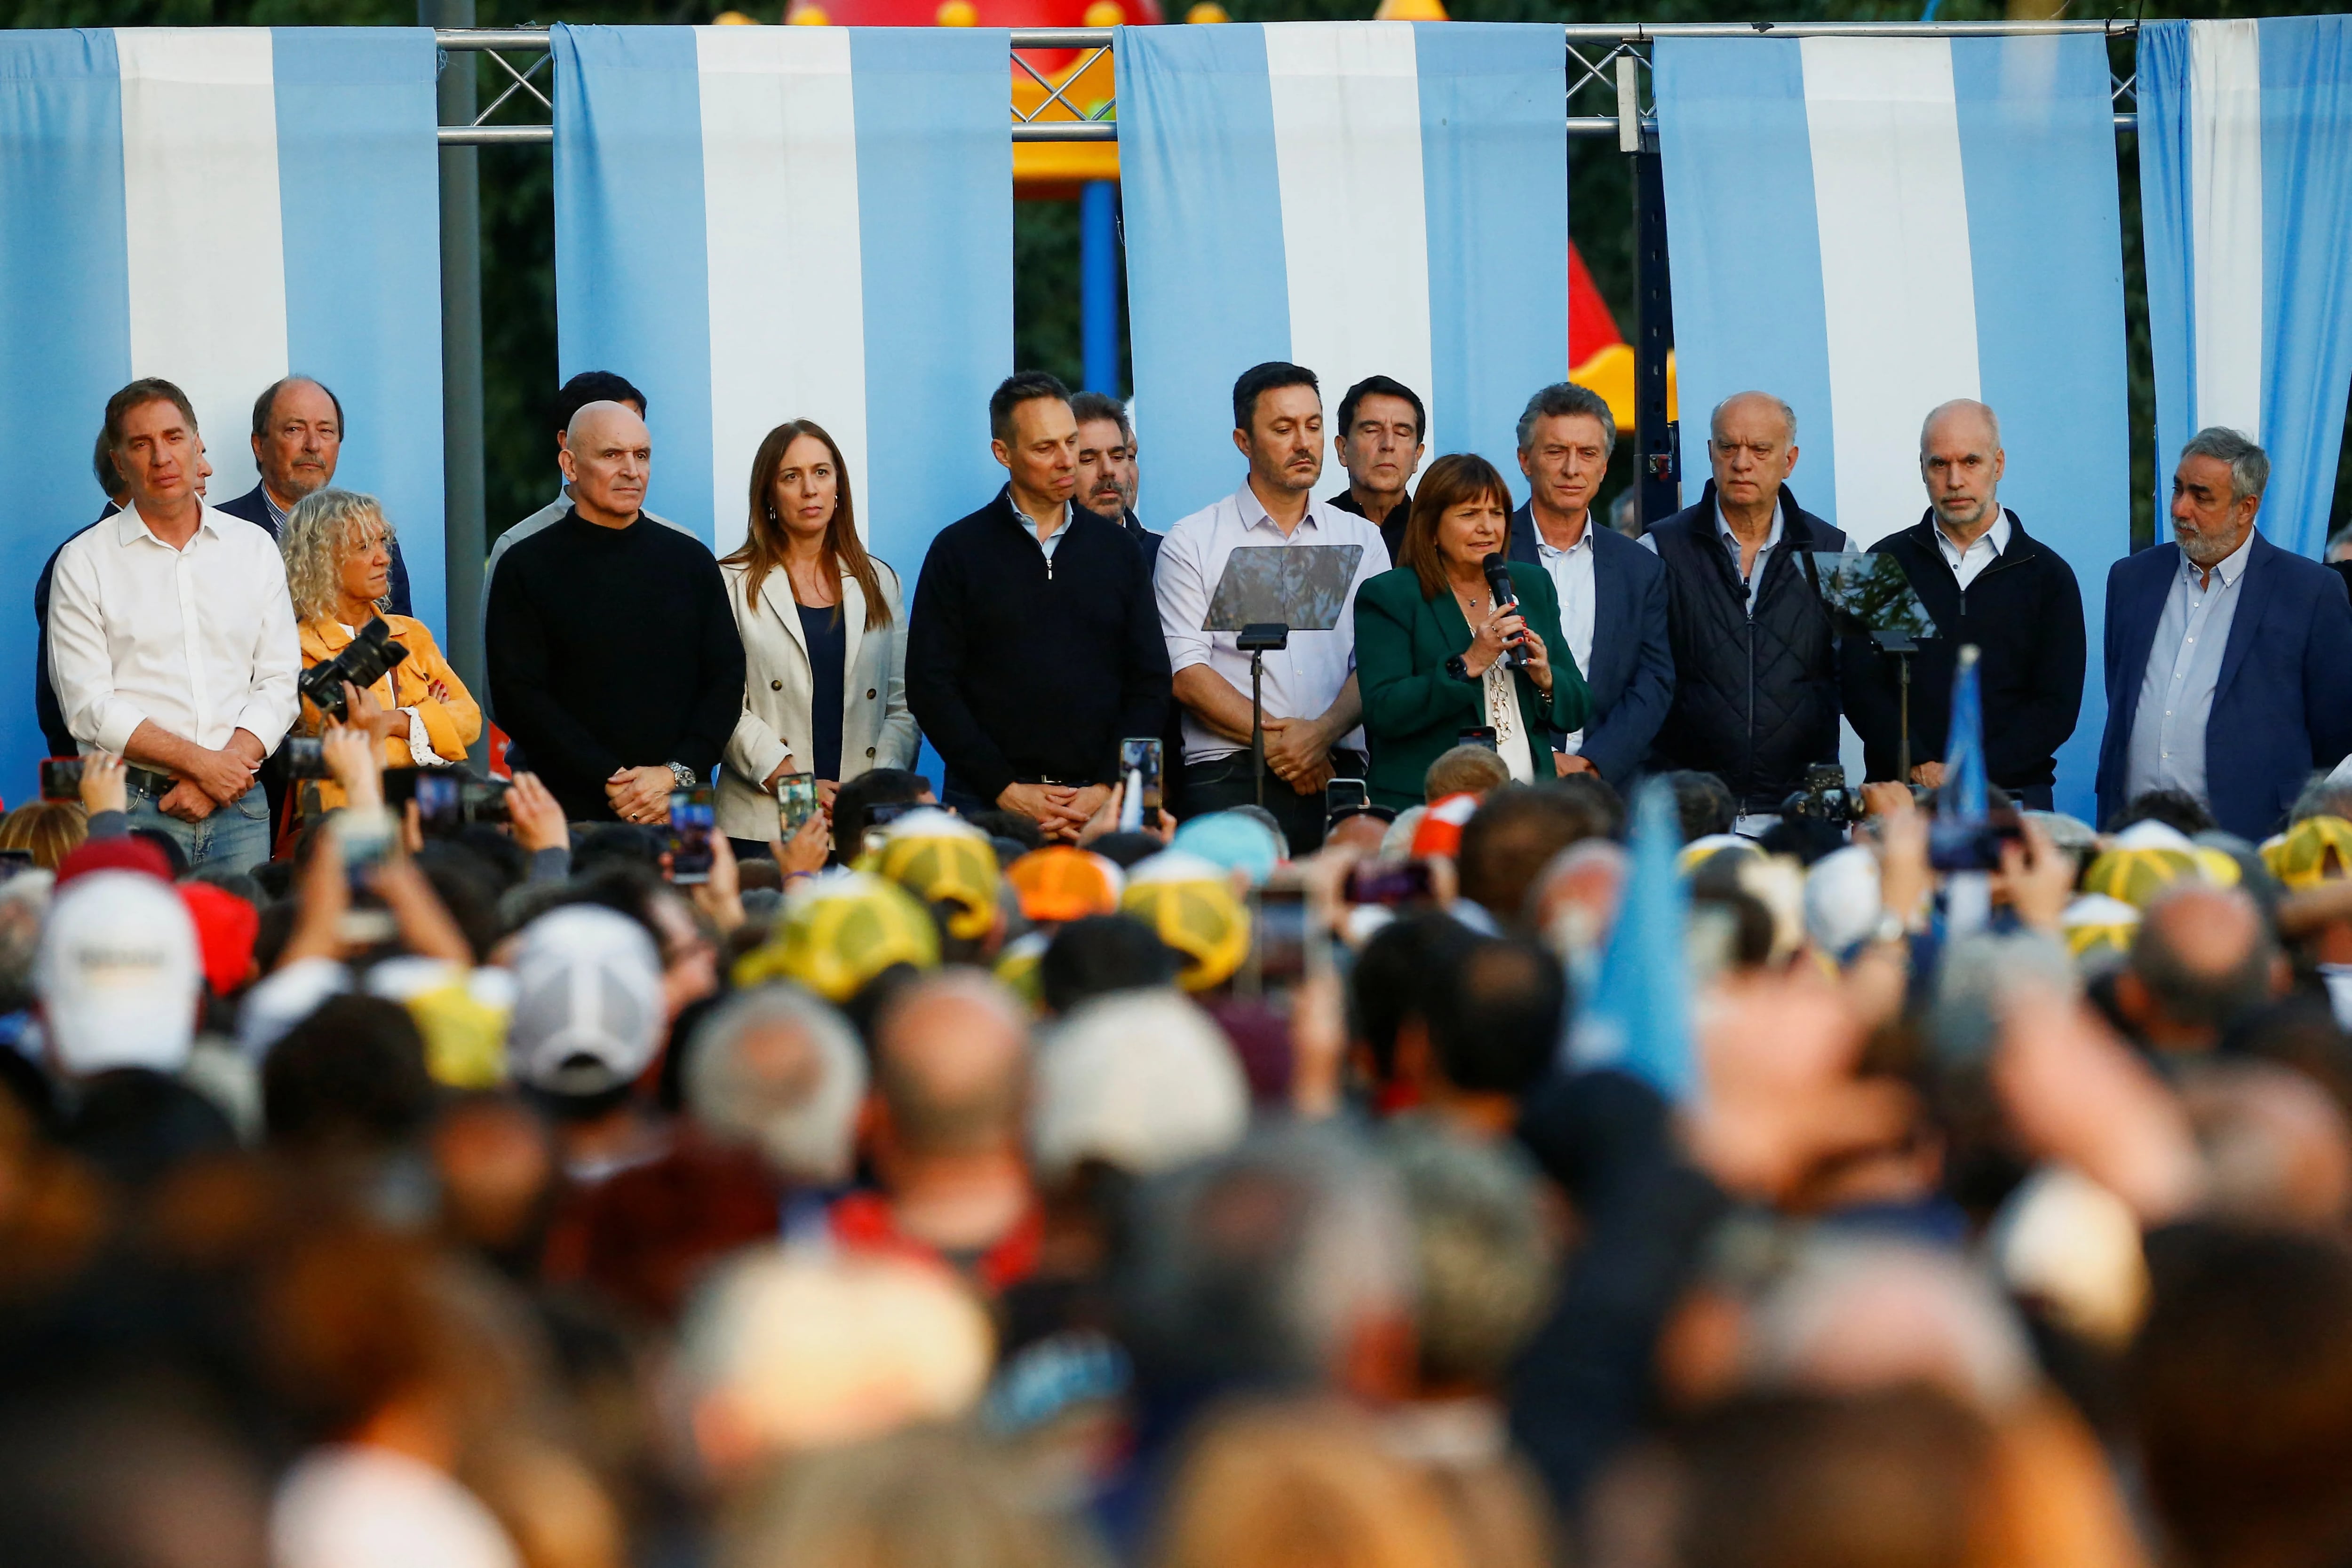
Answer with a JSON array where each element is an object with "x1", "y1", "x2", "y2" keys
[
  {"x1": 777, "y1": 773, "x2": 820, "y2": 837},
  {"x1": 667, "y1": 789, "x2": 717, "y2": 885}
]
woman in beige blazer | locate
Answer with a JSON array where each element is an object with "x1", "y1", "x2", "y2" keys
[{"x1": 718, "y1": 419, "x2": 919, "y2": 851}]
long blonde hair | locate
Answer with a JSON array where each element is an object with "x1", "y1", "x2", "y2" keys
[
  {"x1": 721, "y1": 420, "x2": 891, "y2": 631},
  {"x1": 282, "y1": 488, "x2": 396, "y2": 623}
]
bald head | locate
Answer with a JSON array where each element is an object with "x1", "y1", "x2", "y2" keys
[
  {"x1": 558, "y1": 400, "x2": 652, "y2": 528},
  {"x1": 2126, "y1": 885, "x2": 2282, "y2": 1052},
  {"x1": 874, "y1": 972, "x2": 1030, "y2": 1159},
  {"x1": 1919, "y1": 398, "x2": 2005, "y2": 538}
]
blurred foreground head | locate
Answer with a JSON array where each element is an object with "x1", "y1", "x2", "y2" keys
[
  {"x1": 2117, "y1": 885, "x2": 2282, "y2": 1054},
  {"x1": 682, "y1": 1251, "x2": 993, "y2": 1480},
  {"x1": 1117, "y1": 1125, "x2": 1416, "y2": 1403},
  {"x1": 685, "y1": 985, "x2": 866, "y2": 1187}
]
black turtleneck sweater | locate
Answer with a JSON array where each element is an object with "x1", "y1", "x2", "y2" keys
[{"x1": 485, "y1": 508, "x2": 745, "y2": 821}]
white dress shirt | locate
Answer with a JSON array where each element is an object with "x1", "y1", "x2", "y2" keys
[
  {"x1": 1934, "y1": 510, "x2": 2011, "y2": 590},
  {"x1": 47, "y1": 502, "x2": 302, "y2": 758},
  {"x1": 1156, "y1": 483, "x2": 1392, "y2": 764},
  {"x1": 1532, "y1": 515, "x2": 1599, "y2": 754},
  {"x1": 1640, "y1": 496, "x2": 1785, "y2": 615}
]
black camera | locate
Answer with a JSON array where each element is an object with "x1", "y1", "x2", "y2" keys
[
  {"x1": 298, "y1": 617, "x2": 410, "y2": 724},
  {"x1": 1781, "y1": 762, "x2": 1865, "y2": 825}
]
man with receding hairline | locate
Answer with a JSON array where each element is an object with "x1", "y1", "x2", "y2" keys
[
  {"x1": 1841, "y1": 398, "x2": 2084, "y2": 808},
  {"x1": 826, "y1": 971, "x2": 1039, "y2": 1294},
  {"x1": 485, "y1": 400, "x2": 744, "y2": 824},
  {"x1": 1641, "y1": 391, "x2": 1847, "y2": 820}
]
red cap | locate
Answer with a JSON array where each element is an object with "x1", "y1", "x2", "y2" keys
[
  {"x1": 1410, "y1": 792, "x2": 1483, "y2": 860},
  {"x1": 54, "y1": 836, "x2": 174, "y2": 889},
  {"x1": 178, "y1": 881, "x2": 262, "y2": 996}
]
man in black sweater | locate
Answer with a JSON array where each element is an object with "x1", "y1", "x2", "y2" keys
[
  {"x1": 485, "y1": 401, "x2": 745, "y2": 824},
  {"x1": 906, "y1": 372, "x2": 1171, "y2": 840},
  {"x1": 1841, "y1": 399, "x2": 2085, "y2": 808}
]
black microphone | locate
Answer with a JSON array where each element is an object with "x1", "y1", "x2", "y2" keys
[{"x1": 1480, "y1": 552, "x2": 1528, "y2": 668}]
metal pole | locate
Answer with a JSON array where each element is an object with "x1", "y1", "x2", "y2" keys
[
  {"x1": 1080, "y1": 180, "x2": 1120, "y2": 395},
  {"x1": 1630, "y1": 127, "x2": 1678, "y2": 528},
  {"x1": 426, "y1": 0, "x2": 490, "y2": 764}
]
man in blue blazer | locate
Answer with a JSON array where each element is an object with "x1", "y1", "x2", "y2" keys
[
  {"x1": 1505, "y1": 383, "x2": 1674, "y2": 790},
  {"x1": 219, "y1": 375, "x2": 413, "y2": 615},
  {"x1": 2097, "y1": 428, "x2": 2352, "y2": 840}
]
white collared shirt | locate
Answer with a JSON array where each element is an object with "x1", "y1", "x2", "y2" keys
[
  {"x1": 1644, "y1": 496, "x2": 1785, "y2": 614},
  {"x1": 2124, "y1": 529, "x2": 2256, "y2": 808},
  {"x1": 1532, "y1": 515, "x2": 1599, "y2": 754},
  {"x1": 47, "y1": 501, "x2": 302, "y2": 757},
  {"x1": 1935, "y1": 510, "x2": 2011, "y2": 590},
  {"x1": 1156, "y1": 482, "x2": 1392, "y2": 763}
]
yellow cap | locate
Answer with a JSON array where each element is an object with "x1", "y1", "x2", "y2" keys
[
  {"x1": 1121, "y1": 851, "x2": 1249, "y2": 993},
  {"x1": 2262, "y1": 815, "x2": 2352, "y2": 891},
  {"x1": 734, "y1": 871, "x2": 940, "y2": 1003},
  {"x1": 854, "y1": 808, "x2": 1001, "y2": 943}
]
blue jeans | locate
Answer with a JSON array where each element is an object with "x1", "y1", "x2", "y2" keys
[{"x1": 126, "y1": 779, "x2": 271, "y2": 873}]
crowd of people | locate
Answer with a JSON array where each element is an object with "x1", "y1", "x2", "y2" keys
[{"x1": 9, "y1": 356, "x2": 2352, "y2": 1568}]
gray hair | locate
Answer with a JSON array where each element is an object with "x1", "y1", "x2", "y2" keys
[
  {"x1": 1115, "y1": 1124, "x2": 1415, "y2": 1390},
  {"x1": 1515, "y1": 381, "x2": 1617, "y2": 459},
  {"x1": 279, "y1": 488, "x2": 394, "y2": 623},
  {"x1": 1709, "y1": 390, "x2": 1798, "y2": 445},
  {"x1": 685, "y1": 984, "x2": 867, "y2": 1185},
  {"x1": 2327, "y1": 523, "x2": 2352, "y2": 562},
  {"x1": 2291, "y1": 771, "x2": 2352, "y2": 826},
  {"x1": 2181, "y1": 427, "x2": 2270, "y2": 504},
  {"x1": 1380, "y1": 1121, "x2": 1557, "y2": 1389},
  {"x1": 1918, "y1": 397, "x2": 2002, "y2": 455}
]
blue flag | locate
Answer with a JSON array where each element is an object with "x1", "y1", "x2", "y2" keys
[
  {"x1": 1941, "y1": 643, "x2": 1986, "y2": 821},
  {"x1": 1570, "y1": 778, "x2": 1695, "y2": 1102}
]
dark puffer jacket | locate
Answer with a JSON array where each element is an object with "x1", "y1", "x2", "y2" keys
[{"x1": 1644, "y1": 481, "x2": 1849, "y2": 810}]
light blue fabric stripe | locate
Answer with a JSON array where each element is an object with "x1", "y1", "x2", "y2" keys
[
  {"x1": 849, "y1": 26, "x2": 1014, "y2": 575},
  {"x1": 1116, "y1": 23, "x2": 1289, "y2": 523},
  {"x1": 551, "y1": 24, "x2": 716, "y2": 542},
  {"x1": 1414, "y1": 22, "x2": 1566, "y2": 495},
  {"x1": 2136, "y1": 23, "x2": 2198, "y2": 523},
  {"x1": 1951, "y1": 34, "x2": 2128, "y2": 823},
  {"x1": 1652, "y1": 39, "x2": 1837, "y2": 519},
  {"x1": 2257, "y1": 15, "x2": 2352, "y2": 562},
  {"x1": 273, "y1": 27, "x2": 447, "y2": 634},
  {"x1": 0, "y1": 30, "x2": 130, "y2": 783}
]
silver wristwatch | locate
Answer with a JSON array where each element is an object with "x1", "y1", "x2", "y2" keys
[{"x1": 666, "y1": 761, "x2": 698, "y2": 792}]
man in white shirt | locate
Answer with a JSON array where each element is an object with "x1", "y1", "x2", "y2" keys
[
  {"x1": 47, "y1": 379, "x2": 301, "y2": 872},
  {"x1": 1156, "y1": 362, "x2": 1391, "y2": 853}
]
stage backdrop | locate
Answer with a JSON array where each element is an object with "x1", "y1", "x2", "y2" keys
[
  {"x1": 1654, "y1": 34, "x2": 2130, "y2": 823},
  {"x1": 0, "y1": 26, "x2": 445, "y2": 788},
  {"x1": 1118, "y1": 21, "x2": 1569, "y2": 524},
  {"x1": 552, "y1": 23, "x2": 1014, "y2": 575},
  {"x1": 2139, "y1": 17, "x2": 2352, "y2": 563}
]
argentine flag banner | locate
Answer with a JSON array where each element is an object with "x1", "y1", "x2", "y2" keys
[
  {"x1": 1118, "y1": 22, "x2": 1570, "y2": 523},
  {"x1": 2138, "y1": 17, "x2": 2352, "y2": 563},
  {"x1": 552, "y1": 23, "x2": 1013, "y2": 571},
  {"x1": 1654, "y1": 33, "x2": 2130, "y2": 821},
  {"x1": 0, "y1": 27, "x2": 445, "y2": 782}
]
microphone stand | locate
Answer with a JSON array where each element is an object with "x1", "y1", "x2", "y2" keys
[{"x1": 1239, "y1": 622, "x2": 1289, "y2": 808}]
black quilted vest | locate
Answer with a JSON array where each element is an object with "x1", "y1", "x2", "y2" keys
[{"x1": 1644, "y1": 482, "x2": 1849, "y2": 810}]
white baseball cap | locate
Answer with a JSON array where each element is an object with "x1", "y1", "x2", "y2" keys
[
  {"x1": 35, "y1": 870, "x2": 202, "y2": 1076},
  {"x1": 507, "y1": 905, "x2": 664, "y2": 1097},
  {"x1": 1031, "y1": 990, "x2": 1249, "y2": 1182}
]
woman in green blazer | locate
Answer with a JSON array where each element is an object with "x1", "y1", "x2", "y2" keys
[{"x1": 1354, "y1": 453, "x2": 1591, "y2": 811}]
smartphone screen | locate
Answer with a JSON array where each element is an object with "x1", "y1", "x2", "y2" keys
[
  {"x1": 1343, "y1": 857, "x2": 1434, "y2": 908},
  {"x1": 1457, "y1": 727, "x2": 1499, "y2": 752},
  {"x1": 413, "y1": 772, "x2": 465, "y2": 837},
  {"x1": 1244, "y1": 886, "x2": 1312, "y2": 1000},
  {"x1": 1119, "y1": 737, "x2": 1163, "y2": 815},
  {"x1": 1325, "y1": 777, "x2": 1369, "y2": 817},
  {"x1": 777, "y1": 772, "x2": 819, "y2": 837},
  {"x1": 39, "y1": 757, "x2": 83, "y2": 802},
  {"x1": 332, "y1": 807, "x2": 399, "y2": 944},
  {"x1": 667, "y1": 788, "x2": 716, "y2": 885}
]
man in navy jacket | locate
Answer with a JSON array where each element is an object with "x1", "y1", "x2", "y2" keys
[
  {"x1": 219, "y1": 376, "x2": 412, "y2": 615},
  {"x1": 2097, "y1": 428, "x2": 2352, "y2": 840},
  {"x1": 1504, "y1": 383, "x2": 1673, "y2": 791}
]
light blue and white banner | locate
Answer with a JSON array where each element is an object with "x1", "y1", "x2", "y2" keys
[
  {"x1": 0, "y1": 27, "x2": 445, "y2": 787},
  {"x1": 1655, "y1": 34, "x2": 2130, "y2": 821},
  {"x1": 1118, "y1": 22, "x2": 1568, "y2": 523},
  {"x1": 2139, "y1": 17, "x2": 2352, "y2": 562},
  {"x1": 552, "y1": 23, "x2": 1013, "y2": 576}
]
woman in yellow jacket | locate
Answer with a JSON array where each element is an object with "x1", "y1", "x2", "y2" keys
[{"x1": 281, "y1": 489, "x2": 481, "y2": 816}]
